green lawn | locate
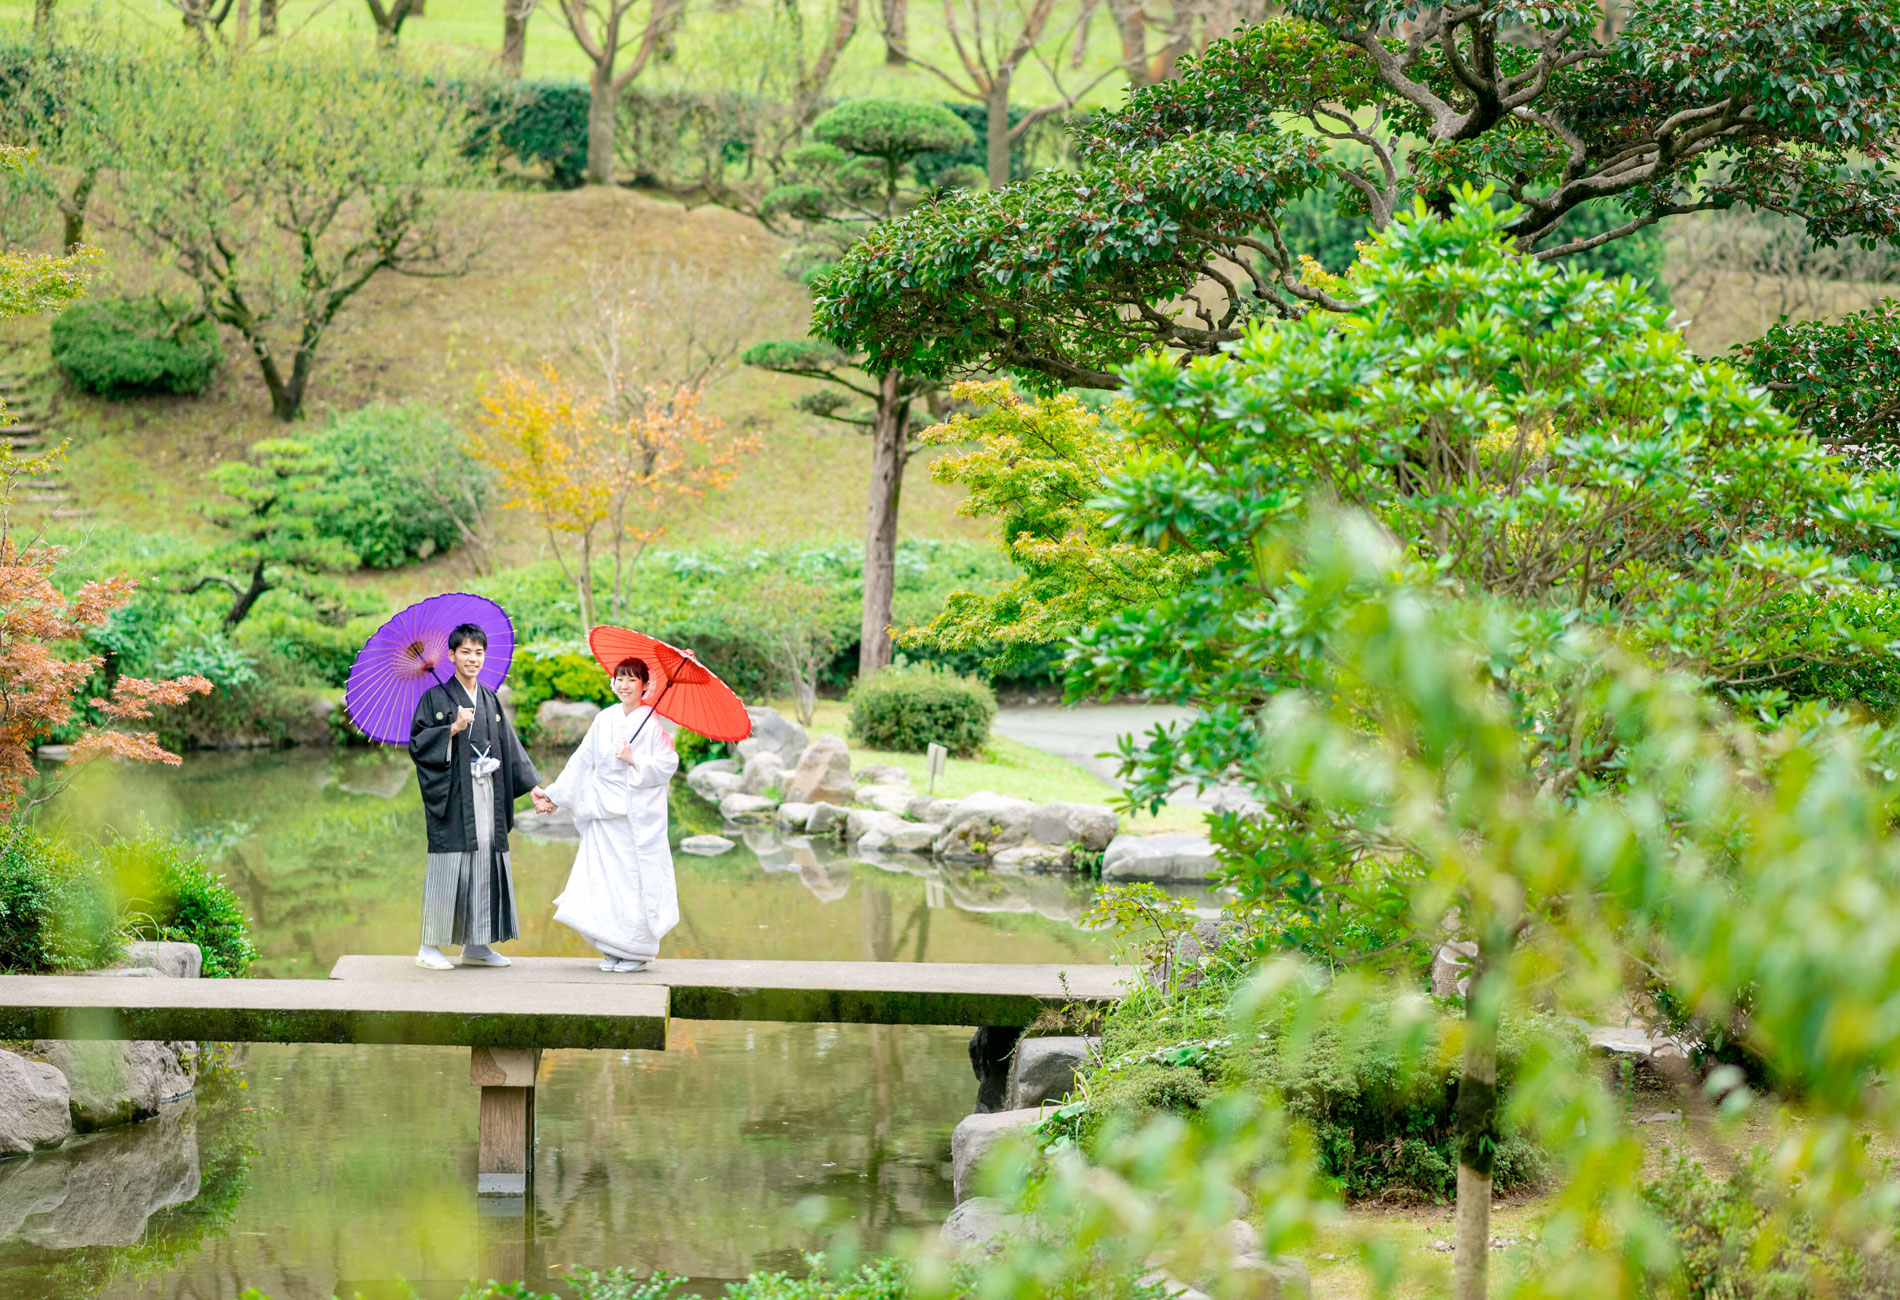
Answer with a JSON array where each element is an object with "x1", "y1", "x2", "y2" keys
[{"x1": 783, "y1": 698, "x2": 1209, "y2": 835}]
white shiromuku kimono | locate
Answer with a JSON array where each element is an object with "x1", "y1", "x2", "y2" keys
[{"x1": 544, "y1": 704, "x2": 681, "y2": 962}]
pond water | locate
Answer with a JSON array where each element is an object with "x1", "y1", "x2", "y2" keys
[{"x1": 1, "y1": 749, "x2": 1125, "y2": 1300}]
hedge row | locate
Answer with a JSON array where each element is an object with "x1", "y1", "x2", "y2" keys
[{"x1": 0, "y1": 43, "x2": 1025, "y2": 194}]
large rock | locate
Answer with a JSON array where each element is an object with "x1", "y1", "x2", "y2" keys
[
  {"x1": 863, "y1": 821, "x2": 943, "y2": 854},
  {"x1": 776, "y1": 802, "x2": 816, "y2": 830},
  {"x1": 855, "y1": 764, "x2": 910, "y2": 787},
  {"x1": 719, "y1": 792, "x2": 779, "y2": 824},
  {"x1": 939, "y1": 1196, "x2": 1028, "y2": 1253},
  {"x1": 1219, "y1": 1219, "x2": 1312, "y2": 1299},
  {"x1": 679, "y1": 834, "x2": 736, "y2": 856},
  {"x1": 907, "y1": 796, "x2": 960, "y2": 823},
  {"x1": 34, "y1": 1041, "x2": 195, "y2": 1132},
  {"x1": 514, "y1": 805, "x2": 579, "y2": 842},
  {"x1": 535, "y1": 699, "x2": 600, "y2": 746},
  {"x1": 0, "y1": 1050, "x2": 73, "y2": 1155},
  {"x1": 686, "y1": 759, "x2": 742, "y2": 802},
  {"x1": 1028, "y1": 802, "x2": 1120, "y2": 852},
  {"x1": 846, "y1": 808, "x2": 910, "y2": 844},
  {"x1": 1102, "y1": 833, "x2": 1221, "y2": 882},
  {"x1": 738, "y1": 751, "x2": 787, "y2": 797},
  {"x1": 745, "y1": 706, "x2": 810, "y2": 765},
  {"x1": 109, "y1": 942, "x2": 202, "y2": 981},
  {"x1": 805, "y1": 802, "x2": 849, "y2": 836},
  {"x1": 934, "y1": 792, "x2": 1038, "y2": 861},
  {"x1": 784, "y1": 738, "x2": 856, "y2": 807},
  {"x1": 0, "y1": 1102, "x2": 200, "y2": 1248},
  {"x1": 1006, "y1": 1036, "x2": 1096, "y2": 1109},
  {"x1": 856, "y1": 784, "x2": 916, "y2": 816},
  {"x1": 993, "y1": 844, "x2": 1073, "y2": 872},
  {"x1": 952, "y1": 1108, "x2": 1043, "y2": 1203}
]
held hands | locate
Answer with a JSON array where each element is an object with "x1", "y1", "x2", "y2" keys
[
  {"x1": 449, "y1": 706, "x2": 474, "y2": 737},
  {"x1": 529, "y1": 787, "x2": 555, "y2": 814}
]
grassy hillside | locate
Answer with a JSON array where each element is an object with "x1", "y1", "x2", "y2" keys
[
  {"x1": 0, "y1": 183, "x2": 989, "y2": 599},
  {"x1": 0, "y1": 0, "x2": 1139, "y2": 110}
]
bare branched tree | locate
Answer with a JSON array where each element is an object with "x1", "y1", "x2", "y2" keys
[
  {"x1": 895, "y1": 0, "x2": 1120, "y2": 186},
  {"x1": 557, "y1": 0, "x2": 683, "y2": 182},
  {"x1": 569, "y1": 254, "x2": 767, "y2": 419}
]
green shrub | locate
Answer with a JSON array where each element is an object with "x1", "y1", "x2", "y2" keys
[
  {"x1": 460, "y1": 78, "x2": 589, "y2": 188},
  {"x1": 846, "y1": 663, "x2": 995, "y2": 756},
  {"x1": 1059, "y1": 960, "x2": 1565, "y2": 1203},
  {"x1": 0, "y1": 829, "x2": 257, "y2": 977},
  {"x1": 0, "y1": 831, "x2": 120, "y2": 972},
  {"x1": 305, "y1": 403, "x2": 488, "y2": 569},
  {"x1": 97, "y1": 832, "x2": 258, "y2": 978},
  {"x1": 150, "y1": 650, "x2": 337, "y2": 752},
  {"x1": 672, "y1": 727, "x2": 720, "y2": 767},
  {"x1": 1647, "y1": 1152, "x2": 1900, "y2": 1298},
  {"x1": 51, "y1": 296, "x2": 224, "y2": 398}
]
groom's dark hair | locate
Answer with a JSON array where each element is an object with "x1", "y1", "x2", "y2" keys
[
  {"x1": 612, "y1": 656, "x2": 650, "y2": 683},
  {"x1": 448, "y1": 623, "x2": 488, "y2": 651}
]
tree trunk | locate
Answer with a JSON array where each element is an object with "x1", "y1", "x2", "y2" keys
[
  {"x1": 223, "y1": 559, "x2": 271, "y2": 630},
  {"x1": 60, "y1": 169, "x2": 96, "y2": 253},
  {"x1": 586, "y1": 62, "x2": 616, "y2": 184},
  {"x1": 880, "y1": 0, "x2": 906, "y2": 63},
  {"x1": 32, "y1": 0, "x2": 54, "y2": 33},
  {"x1": 859, "y1": 370, "x2": 911, "y2": 678},
  {"x1": 253, "y1": 339, "x2": 313, "y2": 422},
  {"x1": 410, "y1": 0, "x2": 425, "y2": 13},
  {"x1": 984, "y1": 81, "x2": 1011, "y2": 188},
  {"x1": 1452, "y1": 949, "x2": 1501, "y2": 1300},
  {"x1": 501, "y1": 0, "x2": 529, "y2": 77},
  {"x1": 233, "y1": 0, "x2": 250, "y2": 50},
  {"x1": 259, "y1": 0, "x2": 277, "y2": 35},
  {"x1": 1110, "y1": 0, "x2": 1148, "y2": 87},
  {"x1": 577, "y1": 528, "x2": 597, "y2": 632}
]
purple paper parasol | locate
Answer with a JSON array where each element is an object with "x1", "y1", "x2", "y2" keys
[{"x1": 342, "y1": 593, "x2": 516, "y2": 745}]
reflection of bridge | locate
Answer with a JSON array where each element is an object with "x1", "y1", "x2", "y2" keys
[{"x1": 0, "y1": 958, "x2": 1131, "y2": 1195}]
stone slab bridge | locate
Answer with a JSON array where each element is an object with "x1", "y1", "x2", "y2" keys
[{"x1": 0, "y1": 958, "x2": 1133, "y2": 1195}]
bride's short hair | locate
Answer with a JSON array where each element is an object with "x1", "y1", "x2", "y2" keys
[{"x1": 612, "y1": 656, "x2": 650, "y2": 683}]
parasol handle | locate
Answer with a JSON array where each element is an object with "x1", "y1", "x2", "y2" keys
[{"x1": 625, "y1": 674, "x2": 679, "y2": 750}]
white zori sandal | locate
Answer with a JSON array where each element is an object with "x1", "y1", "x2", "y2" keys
[{"x1": 416, "y1": 946, "x2": 454, "y2": 971}]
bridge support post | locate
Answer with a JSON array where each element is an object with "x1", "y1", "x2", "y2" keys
[
  {"x1": 968, "y1": 1026, "x2": 1023, "y2": 1113},
  {"x1": 471, "y1": 1046, "x2": 540, "y2": 1195}
]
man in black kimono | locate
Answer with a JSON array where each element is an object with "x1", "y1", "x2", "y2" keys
[{"x1": 409, "y1": 622, "x2": 551, "y2": 970}]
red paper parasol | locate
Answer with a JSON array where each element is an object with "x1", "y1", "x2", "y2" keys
[{"x1": 589, "y1": 626, "x2": 752, "y2": 743}]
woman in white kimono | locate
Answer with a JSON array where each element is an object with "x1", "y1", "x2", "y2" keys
[{"x1": 543, "y1": 656, "x2": 681, "y2": 972}]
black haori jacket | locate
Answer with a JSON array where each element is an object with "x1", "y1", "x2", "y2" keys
[{"x1": 409, "y1": 679, "x2": 542, "y2": 855}]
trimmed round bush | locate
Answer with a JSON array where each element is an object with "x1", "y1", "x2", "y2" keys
[
  {"x1": 846, "y1": 663, "x2": 995, "y2": 756},
  {"x1": 305, "y1": 402, "x2": 486, "y2": 568},
  {"x1": 51, "y1": 297, "x2": 223, "y2": 398}
]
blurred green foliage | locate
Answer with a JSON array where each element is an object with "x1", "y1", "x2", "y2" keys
[{"x1": 0, "y1": 828, "x2": 255, "y2": 975}]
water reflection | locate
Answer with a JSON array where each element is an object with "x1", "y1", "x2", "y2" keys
[{"x1": 10, "y1": 749, "x2": 1138, "y2": 1297}]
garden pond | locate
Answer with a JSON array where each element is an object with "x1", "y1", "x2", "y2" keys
[{"x1": 0, "y1": 747, "x2": 1139, "y2": 1300}]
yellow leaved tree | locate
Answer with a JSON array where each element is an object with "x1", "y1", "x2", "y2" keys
[{"x1": 474, "y1": 362, "x2": 758, "y2": 632}]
